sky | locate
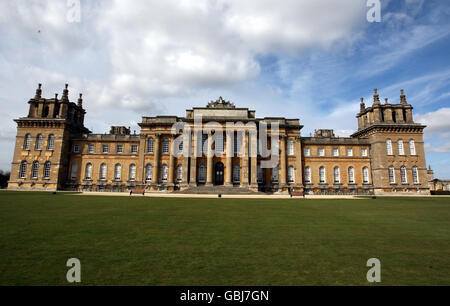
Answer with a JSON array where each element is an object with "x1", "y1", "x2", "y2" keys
[{"x1": 0, "y1": 0, "x2": 449, "y2": 178}]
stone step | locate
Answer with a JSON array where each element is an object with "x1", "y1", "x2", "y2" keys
[{"x1": 176, "y1": 185, "x2": 261, "y2": 195}]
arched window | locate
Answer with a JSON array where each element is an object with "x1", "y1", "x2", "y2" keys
[
  {"x1": 145, "y1": 164, "x2": 152, "y2": 181},
  {"x1": 43, "y1": 162, "x2": 51, "y2": 179},
  {"x1": 35, "y1": 134, "x2": 43, "y2": 150},
  {"x1": 348, "y1": 167, "x2": 355, "y2": 184},
  {"x1": 85, "y1": 163, "x2": 92, "y2": 179},
  {"x1": 400, "y1": 166, "x2": 407, "y2": 184},
  {"x1": 257, "y1": 164, "x2": 263, "y2": 183},
  {"x1": 100, "y1": 163, "x2": 107, "y2": 180},
  {"x1": 162, "y1": 138, "x2": 170, "y2": 154},
  {"x1": 19, "y1": 161, "x2": 27, "y2": 178},
  {"x1": 233, "y1": 164, "x2": 241, "y2": 183},
  {"x1": 31, "y1": 161, "x2": 39, "y2": 179},
  {"x1": 409, "y1": 140, "x2": 416, "y2": 155},
  {"x1": 363, "y1": 167, "x2": 369, "y2": 184},
  {"x1": 386, "y1": 139, "x2": 393, "y2": 155},
  {"x1": 23, "y1": 134, "x2": 31, "y2": 150},
  {"x1": 198, "y1": 163, "x2": 206, "y2": 183},
  {"x1": 161, "y1": 164, "x2": 168, "y2": 181},
  {"x1": 287, "y1": 165, "x2": 295, "y2": 183},
  {"x1": 47, "y1": 134, "x2": 55, "y2": 150},
  {"x1": 71, "y1": 163, "x2": 78, "y2": 180},
  {"x1": 398, "y1": 139, "x2": 405, "y2": 155},
  {"x1": 389, "y1": 166, "x2": 395, "y2": 184},
  {"x1": 177, "y1": 165, "x2": 183, "y2": 182},
  {"x1": 334, "y1": 166, "x2": 340, "y2": 184},
  {"x1": 412, "y1": 166, "x2": 419, "y2": 184},
  {"x1": 129, "y1": 164, "x2": 136, "y2": 181},
  {"x1": 114, "y1": 164, "x2": 121, "y2": 180},
  {"x1": 147, "y1": 138, "x2": 154, "y2": 153},
  {"x1": 319, "y1": 166, "x2": 326, "y2": 183},
  {"x1": 287, "y1": 139, "x2": 294, "y2": 156},
  {"x1": 304, "y1": 166, "x2": 311, "y2": 184}
]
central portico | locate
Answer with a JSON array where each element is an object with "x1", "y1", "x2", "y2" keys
[{"x1": 138, "y1": 97, "x2": 304, "y2": 192}]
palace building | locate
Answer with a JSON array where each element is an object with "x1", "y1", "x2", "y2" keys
[{"x1": 7, "y1": 84, "x2": 430, "y2": 195}]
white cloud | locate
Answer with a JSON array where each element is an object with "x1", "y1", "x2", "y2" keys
[{"x1": 415, "y1": 108, "x2": 450, "y2": 135}]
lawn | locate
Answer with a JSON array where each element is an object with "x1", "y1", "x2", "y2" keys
[{"x1": 0, "y1": 191, "x2": 449, "y2": 286}]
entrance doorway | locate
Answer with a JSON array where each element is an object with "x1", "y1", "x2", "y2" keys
[{"x1": 215, "y1": 162, "x2": 224, "y2": 185}]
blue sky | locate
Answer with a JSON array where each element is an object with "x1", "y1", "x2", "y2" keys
[{"x1": 0, "y1": 0, "x2": 449, "y2": 177}]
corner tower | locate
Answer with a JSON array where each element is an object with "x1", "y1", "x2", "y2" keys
[
  {"x1": 8, "y1": 84, "x2": 90, "y2": 191},
  {"x1": 352, "y1": 89, "x2": 429, "y2": 194}
]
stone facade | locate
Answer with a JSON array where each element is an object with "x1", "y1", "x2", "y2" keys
[{"x1": 8, "y1": 85, "x2": 431, "y2": 195}]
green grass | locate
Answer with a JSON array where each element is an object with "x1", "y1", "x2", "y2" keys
[{"x1": 0, "y1": 191, "x2": 449, "y2": 286}]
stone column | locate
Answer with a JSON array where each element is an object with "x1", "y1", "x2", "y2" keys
[
  {"x1": 152, "y1": 133, "x2": 161, "y2": 184},
  {"x1": 182, "y1": 130, "x2": 190, "y2": 186},
  {"x1": 206, "y1": 133, "x2": 213, "y2": 186},
  {"x1": 138, "y1": 134, "x2": 146, "y2": 183},
  {"x1": 189, "y1": 130, "x2": 198, "y2": 186},
  {"x1": 225, "y1": 130, "x2": 233, "y2": 186},
  {"x1": 250, "y1": 129, "x2": 258, "y2": 188},
  {"x1": 294, "y1": 136, "x2": 303, "y2": 189},
  {"x1": 168, "y1": 135, "x2": 175, "y2": 185},
  {"x1": 240, "y1": 131, "x2": 249, "y2": 186},
  {"x1": 279, "y1": 135, "x2": 286, "y2": 186}
]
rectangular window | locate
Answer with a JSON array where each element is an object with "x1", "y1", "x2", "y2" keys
[
  {"x1": 234, "y1": 133, "x2": 242, "y2": 154},
  {"x1": 73, "y1": 144, "x2": 80, "y2": 153},
  {"x1": 346, "y1": 148, "x2": 353, "y2": 157},
  {"x1": 117, "y1": 144, "x2": 123, "y2": 153},
  {"x1": 131, "y1": 145, "x2": 137, "y2": 153},
  {"x1": 88, "y1": 144, "x2": 94, "y2": 153},
  {"x1": 202, "y1": 135, "x2": 208, "y2": 154},
  {"x1": 215, "y1": 135, "x2": 224, "y2": 153},
  {"x1": 318, "y1": 148, "x2": 325, "y2": 157},
  {"x1": 398, "y1": 140, "x2": 405, "y2": 155},
  {"x1": 386, "y1": 139, "x2": 393, "y2": 155},
  {"x1": 361, "y1": 148, "x2": 368, "y2": 157},
  {"x1": 257, "y1": 165, "x2": 263, "y2": 183},
  {"x1": 332, "y1": 148, "x2": 339, "y2": 157},
  {"x1": 102, "y1": 145, "x2": 109, "y2": 153},
  {"x1": 304, "y1": 148, "x2": 311, "y2": 157},
  {"x1": 409, "y1": 140, "x2": 416, "y2": 155},
  {"x1": 287, "y1": 140, "x2": 294, "y2": 156}
]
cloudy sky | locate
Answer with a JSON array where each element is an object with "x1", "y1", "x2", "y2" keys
[{"x1": 0, "y1": 0, "x2": 449, "y2": 177}]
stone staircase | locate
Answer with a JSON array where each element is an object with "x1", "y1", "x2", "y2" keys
[{"x1": 176, "y1": 185, "x2": 261, "y2": 195}]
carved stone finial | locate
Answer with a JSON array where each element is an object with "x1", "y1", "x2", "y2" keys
[
  {"x1": 77, "y1": 93, "x2": 83, "y2": 108},
  {"x1": 62, "y1": 83, "x2": 69, "y2": 102},
  {"x1": 400, "y1": 89, "x2": 407, "y2": 104},
  {"x1": 206, "y1": 97, "x2": 235, "y2": 108},
  {"x1": 35, "y1": 83, "x2": 42, "y2": 99},
  {"x1": 385, "y1": 98, "x2": 388, "y2": 104},
  {"x1": 55, "y1": 93, "x2": 59, "y2": 101},
  {"x1": 360, "y1": 98, "x2": 365, "y2": 112},
  {"x1": 373, "y1": 88, "x2": 380, "y2": 105}
]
